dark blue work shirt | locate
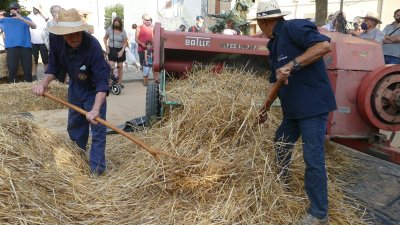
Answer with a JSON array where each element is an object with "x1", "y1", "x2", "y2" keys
[
  {"x1": 46, "y1": 32, "x2": 109, "y2": 100},
  {"x1": 268, "y1": 19, "x2": 336, "y2": 119}
]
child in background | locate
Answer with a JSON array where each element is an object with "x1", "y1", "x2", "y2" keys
[{"x1": 142, "y1": 40, "x2": 153, "y2": 86}]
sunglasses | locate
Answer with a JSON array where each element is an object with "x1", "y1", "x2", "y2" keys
[{"x1": 11, "y1": 8, "x2": 19, "y2": 10}]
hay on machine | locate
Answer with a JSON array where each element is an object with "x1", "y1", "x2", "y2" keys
[{"x1": 0, "y1": 68, "x2": 368, "y2": 224}]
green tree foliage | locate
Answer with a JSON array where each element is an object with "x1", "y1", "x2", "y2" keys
[
  {"x1": 0, "y1": 0, "x2": 15, "y2": 11},
  {"x1": 0, "y1": 0, "x2": 28, "y2": 16},
  {"x1": 104, "y1": 3, "x2": 124, "y2": 30},
  {"x1": 208, "y1": 0, "x2": 253, "y2": 35}
]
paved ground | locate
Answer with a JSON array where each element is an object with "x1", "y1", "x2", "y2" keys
[{"x1": 35, "y1": 64, "x2": 152, "y2": 130}]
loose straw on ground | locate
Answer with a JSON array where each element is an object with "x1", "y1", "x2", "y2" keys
[{"x1": 0, "y1": 67, "x2": 368, "y2": 224}]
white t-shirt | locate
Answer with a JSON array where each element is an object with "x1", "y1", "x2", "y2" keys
[
  {"x1": 127, "y1": 29, "x2": 136, "y2": 44},
  {"x1": 28, "y1": 13, "x2": 47, "y2": 44}
]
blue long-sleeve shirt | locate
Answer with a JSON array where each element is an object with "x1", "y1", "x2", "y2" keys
[
  {"x1": 46, "y1": 32, "x2": 109, "y2": 99},
  {"x1": 268, "y1": 19, "x2": 336, "y2": 119}
]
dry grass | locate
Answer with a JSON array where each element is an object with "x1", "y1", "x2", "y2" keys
[
  {"x1": 0, "y1": 68, "x2": 368, "y2": 224},
  {"x1": 0, "y1": 81, "x2": 68, "y2": 114}
]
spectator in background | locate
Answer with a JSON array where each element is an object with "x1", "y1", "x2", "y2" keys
[
  {"x1": 0, "y1": 10, "x2": 5, "y2": 51},
  {"x1": 331, "y1": 11, "x2": 347, "y2": 34},
  {"x1": 350, "y1": 12, "x2": 384, "y2": 44},
  {"x1": 103, "y1": 16, "x2": 128, "y2": 89},
  {"x1": 45, "y1": 5, "x2": 68, "y2": 83},
  {"x1": 28, "y1": 4, "x2": 49, "y2": 81},
  {"x1": 0, "y1": 2, "x2": 37, "y2": 83},
  {"x1": 176, "y1": 24, "x2": 186, "y2": 32},
  {"x1": 321, "y1": 11, "x2": 347, "y2": 33},
  {"x1": 348, "y1": 16, "x2": 362, "y2": 36},
  {"x1": 188, "y1": 16, "x2": 206, "y2": 32},
  {"x1": 382, "y1": 9, "x2": 400, "y2": 64},
  {"x1": 321, "y1": 13, "x2": 335, "y2": 31},
  {"x1": 126, "y1": 23, "x2": 140, "y2": 70},
  {"x1": 44, "y1": 5, "x2": 62, "y2": 50},
  {"x1": 223, "y1": 19, "x2": 238, "y2": 35},
  {"x1": 136, "y1": 14, "x2": 154, "y2": 74},
  {"x1": 142, "y1": 41, "x2": 153, "y2": 86}
]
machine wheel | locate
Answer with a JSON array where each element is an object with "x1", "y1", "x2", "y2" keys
[
  {"x1": 371, "y1": 75, "x2": 400, "y2": 123},
  {"x1": 145, "y1": 82, "x2": 161, "y2": 126},
  {"x1": 358, "y1": 65, "x2": 400, "y2": 131},
  {"x1": 111, "y1": 84, "x2": 121, "y2": 95}
]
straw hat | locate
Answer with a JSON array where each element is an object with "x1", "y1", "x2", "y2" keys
[
  {"x1": 142, "y1": 14, "x2": 150, "y2": 20},
  {"x1": 361, "y1": 12, "x2": 382, "y2": 24},
  {"x1": 33, "y1": 4, "x2": 43, "y2": 13},
  {"x1": 252, "y1": 0, "x2": 291, "y2": 20},
  {"x1": 48, "y1": 8, "x2": 93, "y2": 35}
]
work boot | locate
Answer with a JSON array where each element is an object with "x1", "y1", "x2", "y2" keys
[{"x1": 297, "y1": 213, "x2": 329, "y2": 225}]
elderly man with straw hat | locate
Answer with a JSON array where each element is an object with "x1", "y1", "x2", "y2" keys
[
  {"x1": 255, "y1": 0, "x2": 336, "y2": 224},
  {"x1": 33, "y1": 8, "x2": 110, "y2": 176},
  {"x1": 350, "y1": 12, "x2": 384, "y2": 44}
]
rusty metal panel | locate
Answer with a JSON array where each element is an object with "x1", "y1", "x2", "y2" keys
[
  {"x1": 163, "y1": 31, "x2": 269, "y2": 56},
  {"x1": 327, "y1": 70, "x2": 378, "y2": 137},
  {"x1": 322, "y1": 31, "x2": 385, "y2": 71}
]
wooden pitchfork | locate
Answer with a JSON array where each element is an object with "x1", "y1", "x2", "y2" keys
[
  {"x1": 258, "y1": 79, "x2": 285, "y2": 124},
  {"x1": 43, "y1": 92, "x2": 197, "y2": 162}
]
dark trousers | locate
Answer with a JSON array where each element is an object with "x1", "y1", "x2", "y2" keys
[
  {"x1": 32, "y1": 43, "x2": 49, "y2": 65},
  {"x1": 6, "y1": 47, "x2": 32, "y2": 83},
  {"x1": 138, "y1": 51, "x2": 145, "y2": 67},
  {"x1": 274, "y1": 113, "x2": 329, "y2": 219},
  {"x1": 384, "y1": 55, "x2": 400, "y2": 64},
  {"x1": 67, "y1": 93, "x2": 107, "y2": 174}
]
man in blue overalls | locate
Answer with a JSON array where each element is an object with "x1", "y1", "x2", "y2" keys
[
  {"x1": 255, "y1": 0, "x2": 336, "y2": 224},
  {"x1": 33, "y1": 8, "x2": 110, "y2": 175}
]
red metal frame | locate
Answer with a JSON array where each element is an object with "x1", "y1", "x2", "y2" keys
[
  {"x1": 323, "y1": 31, "x2": 400, "y2": 164},
  {"x1": 153, "y1": 22, "x2": 269, "y2": 73}
]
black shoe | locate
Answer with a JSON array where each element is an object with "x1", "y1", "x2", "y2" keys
[
  {"x1": 32, "y1": 75, "x2": 37, "y2": 81},
  {"x1": 120, "y1": 84, "x2": 124, "y2": 89}
]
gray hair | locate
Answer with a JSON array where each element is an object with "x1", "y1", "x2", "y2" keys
[{"x1": 50, "y1": 5, "x2": 62, "y2": 17}]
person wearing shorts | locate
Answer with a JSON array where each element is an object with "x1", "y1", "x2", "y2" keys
[
  {"x1": 103, "y1": 16, "x2": 127, "y2": 88},
  {"x1": 142, "y1": 41, "x2": 153, "y2": 86}
]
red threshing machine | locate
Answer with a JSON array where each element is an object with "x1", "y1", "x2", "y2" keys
[{"x1": 148, "y1": 22, "x2": 400, "y2": 164}]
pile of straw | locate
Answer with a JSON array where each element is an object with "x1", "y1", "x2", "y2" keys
[
  {"x1": 0, "y1": 68, "x2": 368, "y2": 224},
  {"x1": 0, "y1": 82, "x2": 67, "y2": 114}
]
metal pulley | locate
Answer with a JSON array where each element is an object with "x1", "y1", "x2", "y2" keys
[{"x1": 358, "y1": 65, "x2": 400, "y2": 131}]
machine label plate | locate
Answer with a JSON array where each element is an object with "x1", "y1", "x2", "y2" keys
[
  {"x1": 220, "y1": 43, "x2": 258, "y2": 51},
  {"x1": 185, "y1": 36, "x2": 211, "y2": 47}
]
